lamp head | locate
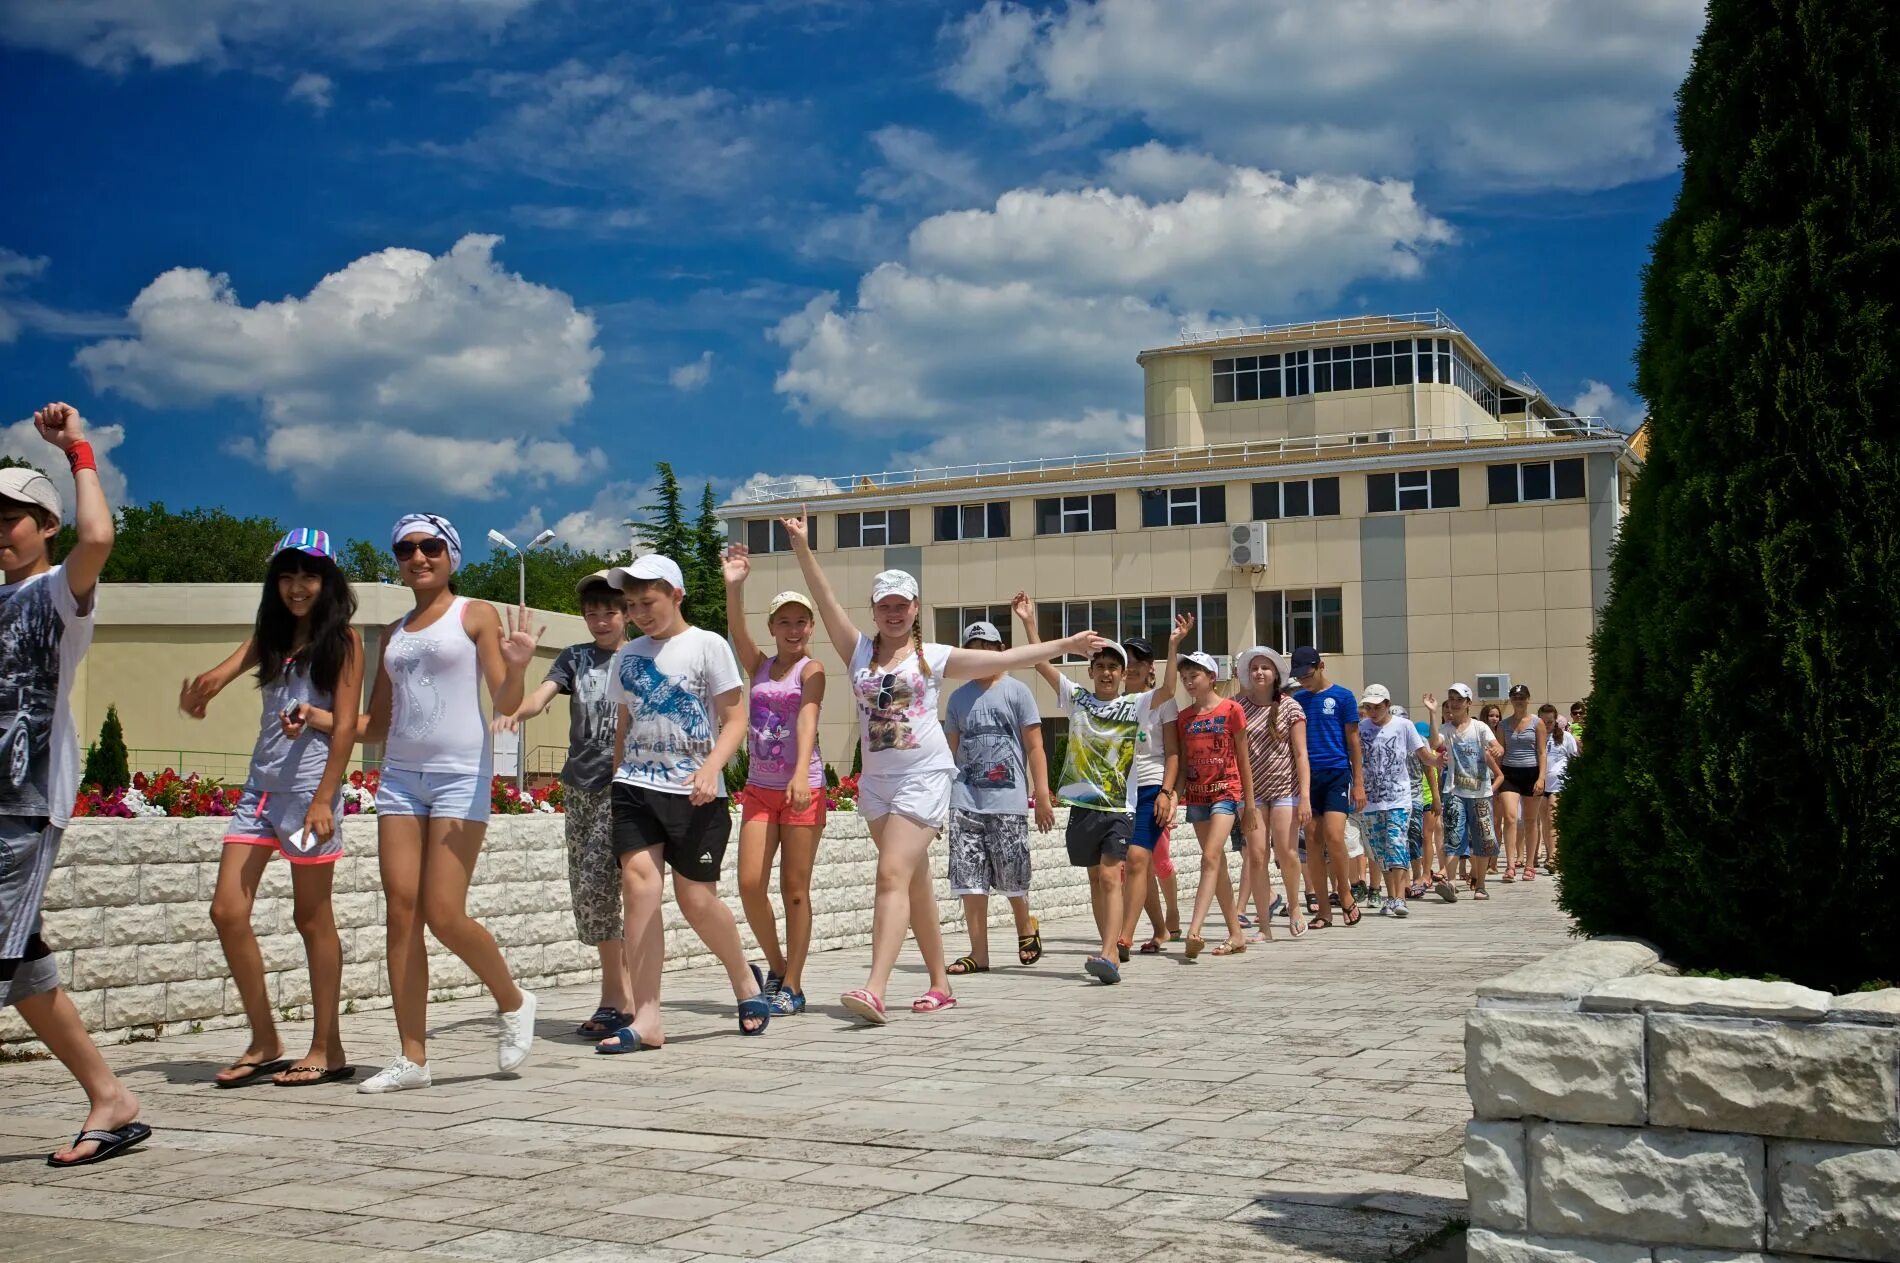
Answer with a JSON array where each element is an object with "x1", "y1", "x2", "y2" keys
[
  {"x1": 529, "y1": 528, "x2": 557, "y2": 549},
  {"x1": 486, "y1": 528, "x2": 516, "y2": 551}
]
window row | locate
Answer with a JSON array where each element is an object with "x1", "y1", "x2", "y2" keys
[
  {"x1": 934, "y1": 604, "x2": 1016, "y2": 648},
  {"x1": 1256, "y1": 588, "x2": 1345, "y2": 656},
  {"x1": 1488, "y1": 458, "x2": 1585, "y2": 505},
  {"x1": 1035, "y1": 594, "x2": 1228, "y2": 665},
  {"x1": 1213, "y1": 336, "x2": 1502, "y2": 415}
]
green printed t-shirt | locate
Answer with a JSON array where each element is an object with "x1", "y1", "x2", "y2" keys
[{"x1": 1054, "y1": 683, "x2": 1152, "y2": 814}]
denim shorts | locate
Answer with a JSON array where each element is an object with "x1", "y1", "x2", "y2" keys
[
  {"x1": 375, "y1": 767, "x2": 491, "y2": 823},
  {"x1": 1185, "y1": 799, "x2": 1240, "y2": 823},
  {"x1": 1131, "y1": 785, "x2": 1168, "y2": 850}
]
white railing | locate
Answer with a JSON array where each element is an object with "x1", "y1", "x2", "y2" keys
[
  {"x1": 728, "y1": 418, "x2": 1627, "y2": 505},
  {"x1": 1176, "y1": 310, "x2": 1461, "y2": 347}
]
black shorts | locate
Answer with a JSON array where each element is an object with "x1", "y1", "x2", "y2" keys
[
  {"x1": 1499, "y1": 765, "x2": 1539, "y2": 796},
  {"x1": 1066, "y1": 809, "x2": 1132, "y2": 868},
  {"x1": 611, "y1": 783, "x2": 731, "y2": 884}
]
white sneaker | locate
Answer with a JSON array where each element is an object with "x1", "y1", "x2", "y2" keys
[
  {"x1": 498, "y1": 990, "x2": 536, "y2": 1072},
  {"x1": 1390, "y1": 899, "x2": 1409, "y2": 918},
  {"x1": 358, "y1": 1055, "x2": 431, "y2": 1094}
]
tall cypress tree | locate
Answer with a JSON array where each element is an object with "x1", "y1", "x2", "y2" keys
[
  {"x1": 633, "y1": 462, "x2": 691, "y2": 563},
  {"x1": 690, "y1": 482, "x2": 727, "y2": 632},
  {"x1": 1559, "y1": 0, "x2": 1900, "y2": 990}
]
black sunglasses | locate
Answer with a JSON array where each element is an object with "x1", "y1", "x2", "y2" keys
[{"x1": 392, "y1": 538, "x2": 449, "y2": 561}]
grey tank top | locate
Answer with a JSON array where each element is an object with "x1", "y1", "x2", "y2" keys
[
  {"x1": 249, "y1": 655, "x2": 335, "y2": 792},
  {"x1": 1500, "y1": 714, "x2": 1541, "y2": 768}
]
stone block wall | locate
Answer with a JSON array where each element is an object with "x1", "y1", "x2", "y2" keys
[
  {"x1": 1, "y1": 809, "x2": 1123, "y2": 1051},
  {"x1": 1465, "y1": 939, "x2": 1900, "y2": 1262}
]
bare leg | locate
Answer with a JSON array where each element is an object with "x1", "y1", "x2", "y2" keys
[
  {"x1": 15, "y1": 987, "x2": 140, "y2": 1163},
  {"x1": 1160, "y1": 872, "x2": 1182, "y2": 936},
  {"x1": 1007, "y1": 895, "x2": 1033, "y2": 957},
  {"x1": 1320, "y1": 812, "x2": 1355, "y2": 916},
  {"x1": 673, "y1": 874, "x2": 765, "y2": 1030},
  {"x1": 906, "y1": 846, "x2": 952, "y2": 997},
  {"x1": 208, "y1": 845, "x2": 281, "y2": 1078},
  {"x1": 736, "y1": 816, "x2": 785, "y2": 977},
  {"x1": 1270, "y1": 806, "x2": 1305, "y2": 933},
  {"x1": 779, "y1": 823, "x2": 821, "y2": 992},
  {"x1": 1093, "y1": 861, "x2": 1123, "y2": 958},
  {"x1": 419, "y1": 818, "x2": 523, "y2": 1014},
  {"x1": 597, "y1": 941, "x2": 631, "y2": 1012},
  {"x1": 1242, "y1": 813, "x2": 1276, "y2": 941},
  {"x1": 284, "y1": 861, "x2": 346, "y2": 1075},
  {"x1": 863, "y1": 813, "x2": 940, "y2": 1000},
  {"x1": 1207, "y1": 814, "x2": 1242, "y2": 944},
  {"x1": 377, "y1": 814, "x2": 430, "y2": 1064},
  {"x1": 1120, "y1": 845, "x2": 1155, "y2": 947},
  {"x1": 1546, "y1": 796, "x2": 1561, "y2": 869},
  {"x1": 615, "y1": 845, "x2": 667, "y2": 1046},
  {"x1": 1497, "y1": 789, "x2": 1522, "y2": 874},
  {"x1": 959, "y1": 893, "x2": 991, "y2": 967}
]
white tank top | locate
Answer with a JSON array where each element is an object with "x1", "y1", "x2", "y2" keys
[{"x1": 383, "y1": 596, "x2": 491, "y2": 776}]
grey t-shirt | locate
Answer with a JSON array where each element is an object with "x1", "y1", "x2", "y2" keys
[
  {"x1": 546, "y1": 643, "x2": 617, "y2": 792},
  {"x1": 944, "y1": 677, "x2": 1041, "y2": 815}
]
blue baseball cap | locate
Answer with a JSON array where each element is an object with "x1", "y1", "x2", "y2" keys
[
  {"x1": 272, "y1": 527, "x2": 336, "y2": 561},
  {"x1": 1290, "y1": 646, "x2": 1323, "y2": 680}
]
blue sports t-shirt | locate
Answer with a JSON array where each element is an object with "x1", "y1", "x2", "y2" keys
[{"x1": 1295, "y1": 684, "x2": 1359, "y2": 772}]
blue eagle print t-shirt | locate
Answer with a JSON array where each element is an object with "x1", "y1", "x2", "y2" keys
[{"x1": 607, "y1": 627, "x2": 744, "y2": 796}]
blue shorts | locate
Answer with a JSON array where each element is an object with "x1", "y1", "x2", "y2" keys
[
  {"x1": 1185, "y1": 799, "x2": 1240, "y2": 823},
  {"x1": 375, "y1": 767, "x2": 491, "y2": 823},
  {"x1": 1131, "y1": 785, "x2": 1167, "y2": 850},
  {"x1": 1309, "y1": 765, "x2": 1352, "y2": 817},
  {"x1": 224, "y1": 785, "x2": 346, "y2": 862},
  {"x1": 1364, "y1": 808, "x2": 1411, "y2": 871}
]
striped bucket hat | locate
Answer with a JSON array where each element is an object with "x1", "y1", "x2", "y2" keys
[{"x1": 272, "y1": 527, "x2": 337, "y2": 561}]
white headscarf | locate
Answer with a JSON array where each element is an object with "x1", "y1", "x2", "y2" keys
[{"x1": 389, "y1": 513, "x2": 463, "y2": 570}]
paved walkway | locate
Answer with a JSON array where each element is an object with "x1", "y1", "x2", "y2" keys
[{"x1": 0, "y1": 880, "x2": 1572, "y2": 1262}]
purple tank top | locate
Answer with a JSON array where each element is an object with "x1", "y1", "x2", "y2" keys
[{"x1": 747, "y1": 656, "x2": 824, "y2": 790}]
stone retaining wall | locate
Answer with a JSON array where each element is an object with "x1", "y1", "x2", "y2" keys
[
  {"x1": 1465, "y1": 939, "x2": 1900, "y2": 1262},
  {"x1": 1, "y1": 809, "x2": 1126, "y2": 1052}
]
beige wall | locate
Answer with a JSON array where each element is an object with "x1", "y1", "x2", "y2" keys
[{"x1": 76, "y1": 584, "x2": 592, "y2": 781}]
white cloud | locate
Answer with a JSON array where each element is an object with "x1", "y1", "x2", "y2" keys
[
  {"x1": 1569, "y1": 379, "x2": 1646, "y2": 433},
  {"x1": 0, "y1": 413, "x2": 131, "y2": 509},
  {"x1": 509, "y1": 204, "x2": 647, "y2": 235},
  {"x1": 894, "y1": 409, "x2": 1145, "y2": 470},
  {"x1": 286, "y1": 71, "x2": 333, "y2": 113},
  {"x1": 75, "y1": 233, "x2": 602, "y2": 498},
  {"x1": 669, "y1": 350, "x2": 714, "y2": 392},
  {"x1": 725, "y1": 471, "x2": 843, "y2": 506},
  {"x1": 771, "y1": 160, "x2": 1451, "y2": 454},
  {"x1": 0, "y1": 248, "x2": 130, "y2": 344},
  {"x1": 505, "y1": 480, "x2": 638, "y2": 558},
  {"x1": 0, "y1": 0, "x2": 542, "y2": 72},
  {"x1": 944, "y1": 0, "x2": 1701, "y2": 193},
  {"x1": 858, "y1": 126, "x2": 990, "y2": 210}
]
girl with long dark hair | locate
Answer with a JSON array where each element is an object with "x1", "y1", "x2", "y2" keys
[{"x1": 180, "y1": 529, "x2": 364, "y2": 1087}]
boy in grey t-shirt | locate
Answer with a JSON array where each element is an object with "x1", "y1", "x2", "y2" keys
[{"x1": 943, "y1": 622, "x2": 1054, "y2": 974}]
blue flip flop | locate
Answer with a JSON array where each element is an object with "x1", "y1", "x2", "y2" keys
[
  {"x1": 595, "y1": 1027, "x2": 655, "y2": 1055},
  {"x1": 47, "y1": 1122, "x2": 152, "y2": 1167},
  {"x1": 1084, "y1": 955, "x2": 1122, "y2": 985},
  {"x1": 739, "y1": 964, "x2": 771, "y2": 1036}
]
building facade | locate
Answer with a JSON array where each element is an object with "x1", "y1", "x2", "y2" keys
[{"x1": 724, "y1": 312, "x2": 1641, "y2": 766}]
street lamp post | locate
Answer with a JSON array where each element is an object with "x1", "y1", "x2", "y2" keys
[{"x1": 486, "y1": 527, "x2": 557, "y2": 791}]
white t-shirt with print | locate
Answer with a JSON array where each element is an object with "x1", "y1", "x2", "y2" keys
[
  {"x1": 607, "y1": 627, "x2": 744, "y2": 796},
  {"x1": 1439, "y1": 718, "x2": 1499, "y2": 799},
  {"x1": 1363, "y1": 716, "x2": 1425, "y2": 813},
  {"x1": 849, "y1": 634, "x2": 955, "y2": 779},
  {"x1": 0, "y1": 566, "x2": 96, "y2": 830},
  {"x1": 1054, "y1": 684, "x2": 1153, "y2": 813},
  {"x1": 1132, "y1": 695, "x2": 1178, "y2": 790}
]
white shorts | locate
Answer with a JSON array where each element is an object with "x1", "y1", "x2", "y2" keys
[{"x1": 858, "y1": 770, "x2": 953, "y2": 830}]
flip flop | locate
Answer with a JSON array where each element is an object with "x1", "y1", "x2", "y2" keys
[
  {"x1": 273, "y1": 1064, "x2": 355, "y2": 1087},
  {"x1": 1342, "y1": 902, "x2": 1363, "y2": 927},
  {"x1": 1288, "y1": 915, "x2": 1307, "y2": 938},
  {"x1": 947, "y1": 955, "x2": 989, "y2": 975},
  {"x1": 1018, "y1": 917, "x2": 1043, "y2": 965},
  {"x1": 1138, "y1": 939, "x2": 1165, "y2": 955},
  {"x1": 1307, "y1": 916, "x2": 1332, "y2": 930},
  {"x1": 738, "y1": 964, "x2": 771, "y2": 1036},
  {"x1": 910, "y1": 989, "x2": 957, "y2": 1013},
  {"x1": 595, "y1": 1027, "x2": 657, "y2": 1055},
  {"x1": 1212, "y1": 940, "x2": 1247, "y2": 956},
  {"x1": 47, "y1": 1122, "x2": 152, "y2": 1168},
  {"x1": 214, "y1": 1058, "x2": 290, "y2": 1089},
  {"x1": 1084, "y1": 956, "x2": 1121, "y2": 985},
  {"x1": 841, "y1": 988, "x2": 888, "y2": 1025},
  {"x1": 576, "y1": 1006, "x2": 624, "y2": 1037}
]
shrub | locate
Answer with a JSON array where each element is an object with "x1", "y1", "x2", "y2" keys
[
  {"x1": 1558, "y1": 0, "x2": 1900, "y2": 991},
  {"x1": 80, "y1": 705, "x2": 130, "y2": 793}
]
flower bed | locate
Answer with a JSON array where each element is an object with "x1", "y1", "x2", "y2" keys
[{"x1": 73, "y1": 768, "x2": 565, "y2": 818}]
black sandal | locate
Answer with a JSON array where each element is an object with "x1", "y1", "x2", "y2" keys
[
  {"x1": 576, "y1": 1006, "x2": 624, "y2": 1038},
  {"x1": 1342, "y1": 901, "x2": 1363, "y2": 927},
  {"x1": 948, "y1": 955, "x2": 990, "y2": 975},
  {"x1": 1018, "y1": 918, "x2": 1043, "y2": 965},
  {"x1": 273, "y1": 1064, "x2": 356, "y2": 1087},
  {"x1": 213, "y1": 1058, "x2": 289, "y2": 1089}
]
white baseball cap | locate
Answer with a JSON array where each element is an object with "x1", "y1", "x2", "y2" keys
[
  {"x1": 961, "y1": 620, "x2": 1003, "y2": 646},
  {"x1": 1447, "y1": 682, "x2": 1474, "y2": 701},
  {"x1": 1090, "y1": 640, "x2": 1129, "y2": 667},
  {"x1": 608, "y1": 555, "x2": 686, "y2": 595},
  {"x1": 1360, "y1": 684, "x2": 1392, "y2": 706},
  {"x1": 1235, "y1": 645, "x2": 1289, "y2": 685},
  {"x1": 766, "y1": 591, "x2": 814, "y2": 619},
  {"x1": 870, "y1": 569, "x2": 919, "y2": 602},
  {"x1": 0, "y1": 467, "x2": 61, "y2": 524},
  {"x1": 1177, "y1": 650, "x2": 1219, "y2": 678}
]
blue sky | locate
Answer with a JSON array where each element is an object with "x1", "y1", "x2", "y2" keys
[{"x1": 0, "y1": 0, "x2": 1700, "y2": 556}]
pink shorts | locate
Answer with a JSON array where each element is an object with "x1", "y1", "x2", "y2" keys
[
  {"x1": 1152, "y1": 826, "x2": 1175, "y2": 880},
  {"x1": 737, "y1": 783, "x2": 827, "y2": 828}
]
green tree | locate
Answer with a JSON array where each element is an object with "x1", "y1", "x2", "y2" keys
[
  {"x1": 689, "y1": 482, "x2": 727, "y2": 632},
  {"x1": 82, "y1": 705, "x2": 131, "y2": 792},
  {"x1": 1558, "y1": 0, "x2": 1900, "y2": 990},
  {"x1": 634, "y1": 462, "x2": 691, "y2": 562},
  {"x1": 340, "y1": 537, "x2": 399, "y2": 585},
  {"x1": 632, "y1": 462, "x2": 727, "y2": 622},
  {"x1": 454, "y1": 543, "x2": 623, "y2": 615},
  {"x1": 55, "y1": 502, "x2": 285, "y2": 583}
]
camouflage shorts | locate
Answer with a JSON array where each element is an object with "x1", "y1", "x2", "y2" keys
[{"x1": 564, "y1": 785, "x2": 623, "y2": 945}]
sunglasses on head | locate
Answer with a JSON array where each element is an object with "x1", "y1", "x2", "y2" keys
[{"x1": 393, "y1": 538, "x2": 449, "y2": 561}]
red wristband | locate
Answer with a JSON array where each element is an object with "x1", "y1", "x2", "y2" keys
[{"x1": 68, "y1": 441, "x2": 97, "y2": 474}]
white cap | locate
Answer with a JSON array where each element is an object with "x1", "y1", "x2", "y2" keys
[
  {"x1": 1177, "y1": 650, "x2": 1219, "y2": 678},
  {"x1": 961, "y1": 620, "x2": 1003, "y2": 646},
  {"x1": 1360, "y1": 684, "x2": 1392, "y2": 706},
  {"x1": 1090, "y1": 640, "x2": 1128, "y2": 667},
  {"x1": 0, "y1": 467, "x2": 61, "y2": 524},
  {"x1": 766, "y1": 591, "x2": 814, "y2": 619},
  {"x1": 1447, "y1": 682, "x2": 1474, "y2": 701},
  {"x1": 608, "y1": 554, "x2": 686, "y2": 595},
  {"x1": 1235, "y1": 645, "x2": 1288, "y2": 685},
  {"x1": 870, "y1": 569, "x2": 919, "y2": 602}
]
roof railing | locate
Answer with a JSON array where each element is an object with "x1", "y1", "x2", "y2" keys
[
  {"x1": 1174, "y1": 310, "x2": 1462, "y2": 347},
  {"x1": 726, "y1": 417, "x2": 1627, "y2": 506}
]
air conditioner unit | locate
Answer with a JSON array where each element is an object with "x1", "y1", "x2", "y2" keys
[
  {"x1": 1210, "y1": 654, "x2": 1233, "y2": 681},
  {"x1": 1229, "y1": 521, "x2": 1268, "y2": 569},
  {"x1": 1475, "y1": 672, "x2": 1510, "y2": 702}
]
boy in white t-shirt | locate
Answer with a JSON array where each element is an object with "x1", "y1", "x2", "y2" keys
[
  {"x1": 597, "y1": 555, "x2": 768, "y2": 1051},
  {"x1": 1, "y1": 404, "x2": 147, "y2": 1168},
  {"x1": 1357, "y1": 686, "x2": 1444, "y2": 918},
  {"x1": 1424, "y1": 683, "x2": 1505, "y2": 902}
]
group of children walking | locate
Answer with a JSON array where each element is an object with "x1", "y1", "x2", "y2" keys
[{"x1": 0, "y1": 440, "x2": 1580, "y2": 1167}]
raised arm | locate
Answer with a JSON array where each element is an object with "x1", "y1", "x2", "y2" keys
[
  {"x1": 1009, "y1": 592, "x2": 1066, "y2": 693},
  {"x1": 180, "y1": 638, "x2": 262, "y2": 719},
  {"x1": 783, "y1": 511, "x2": 862, "y2": 661},
  {"x1": 32, "y1": 404, "x2": 112, "y2": 609},
  {"x1": 723, "y1": 545, "x2": 767, "y2": 675},
  {"x1": 493, "y1": 680, "x2": 562, "y2": 734},
  {"x1": 1150, "y1": 612, "x2": 1193, "y2": 706},
  {"x1": 945, "y1": 628, "x2": 1107, "y2": 680},
  {"x1": 470, "y1": 600, "x2": 545, "y2": 718}
]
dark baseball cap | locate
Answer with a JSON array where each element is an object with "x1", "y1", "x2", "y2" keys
[
  {"x1": 1290, "y1": 646, "x2": 1323, "y2": 680},
  {"x1": 1122, "y1": 636, "x2": 1155, "y2": 661}
]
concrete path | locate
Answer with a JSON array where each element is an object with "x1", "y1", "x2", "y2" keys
[{"x1": 0, "y1": 878, "x2": 1572, "y2": 1261}]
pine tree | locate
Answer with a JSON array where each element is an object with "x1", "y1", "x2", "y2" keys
[
  {"x1": 82, "y1": 705, "x2": 131, "y2": 792},
  {"x1": 633, "y1": 462, "x2": 691, "y2": 563},
  {"x1": 1558, "y1": 0, "x2": 1900, "y2": 990},
  {"x1": 690, "y1": 482, "x2": 727, "y2": 632}
]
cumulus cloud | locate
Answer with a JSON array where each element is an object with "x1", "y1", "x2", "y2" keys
[
  {"x1": 858, "y1": 126, "x2": 991, "y2": 210},
  {"x1": 725, "y1": 471, "x2": 844, "y2": 506},
  {"x1": 669, "y1": 351, "x2": 714, "y2": 392},
  {"x1": 0, "y1": 413, "x2": 131, "y2": 509},
  {"x1": 75, "y1": 233, "x2": 602, "y2": 498},
  {"x1": 944, "y1": 0, "x2": 1700, "y2": 193},
  {"x1": 1569, "y1": 379, "x2": 1647, "y2": 434},
  {"x1": 0, "y1": 0, "x2": 542, "y2": 72},
  {"x1": 0, "y1": 248, "x2": 130, "y2": 344},
  {"x1": 771, "y1": 159, "x2": 1452, "y2": 455},
  {"x1": 286, "y1": 71, "x2": 332, "y2": 113},
  {"x1": 505, "y1": 480, "x2": 639, "y2": 558}
]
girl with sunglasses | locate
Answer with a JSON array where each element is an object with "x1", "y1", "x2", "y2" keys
[
  {"x1": 781, "y1": 513, "x2": 1106, "y2": 1024},
  {"x1": 356, "y1": 515, "x2": 545, "y2": 1093}
]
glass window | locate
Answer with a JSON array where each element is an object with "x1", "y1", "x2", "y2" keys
[
  {"x1": 1367, "y1": 472, "x2": 1397, "y2": 513},
  {"x1": 1257, "y1": 589, "x2": 1344, "y2": 654},
  {"x1": 1431, "y1": 468, "x2": 1460, "y2": 508},
  {"x1": 988, "y1": 502, "x2": 1010, "y2": 538},
  {"x1": 1489, "y1": 464, "x2": 1520, "y2": 505},
  {"x1": 1252, "y1": 481, "x2": 1279, "y2": 520},
  {"x1": 1313, "y1": 476, "x2": 1341, "y2": 516},
  {"x1": 1522, "y1": 461, "x2": 1553, "y2": 501},
  {"x1": 1282, "y1": 479, "x2": 1310, "y2": 518},
  {"x1": 1091, "y1": 493, "x2": 1116, "y2": 530},
  {"x1": 935, "y1": 505, "x2": 958, "y2": 541},
  {"x1": 1036, "y1": 497, "x2": 1061, "y2": 536},
  {"x1": 1554, "y1": 458, "x2": 1586, "y2": 500},
  {"x1": 1397, "y1": 470, "x2": 1430, "y2": 511},
  {"x1": 837, "y1": 514, "x2": 860, "y2": 549},
  {"x1": 1317, "y1": 590, "x2": 1344, "y2": 654},
  {"x1": 745, "y1": 519, "x2": 791, "y2": 554}
]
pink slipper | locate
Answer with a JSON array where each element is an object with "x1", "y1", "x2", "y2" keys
[
  {"x1": 910, "y1": 989, "x2": 957, "y2": 1013},
  {"x1": 840, "y1": 988, "x2": 887, "y2": 1025}
]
